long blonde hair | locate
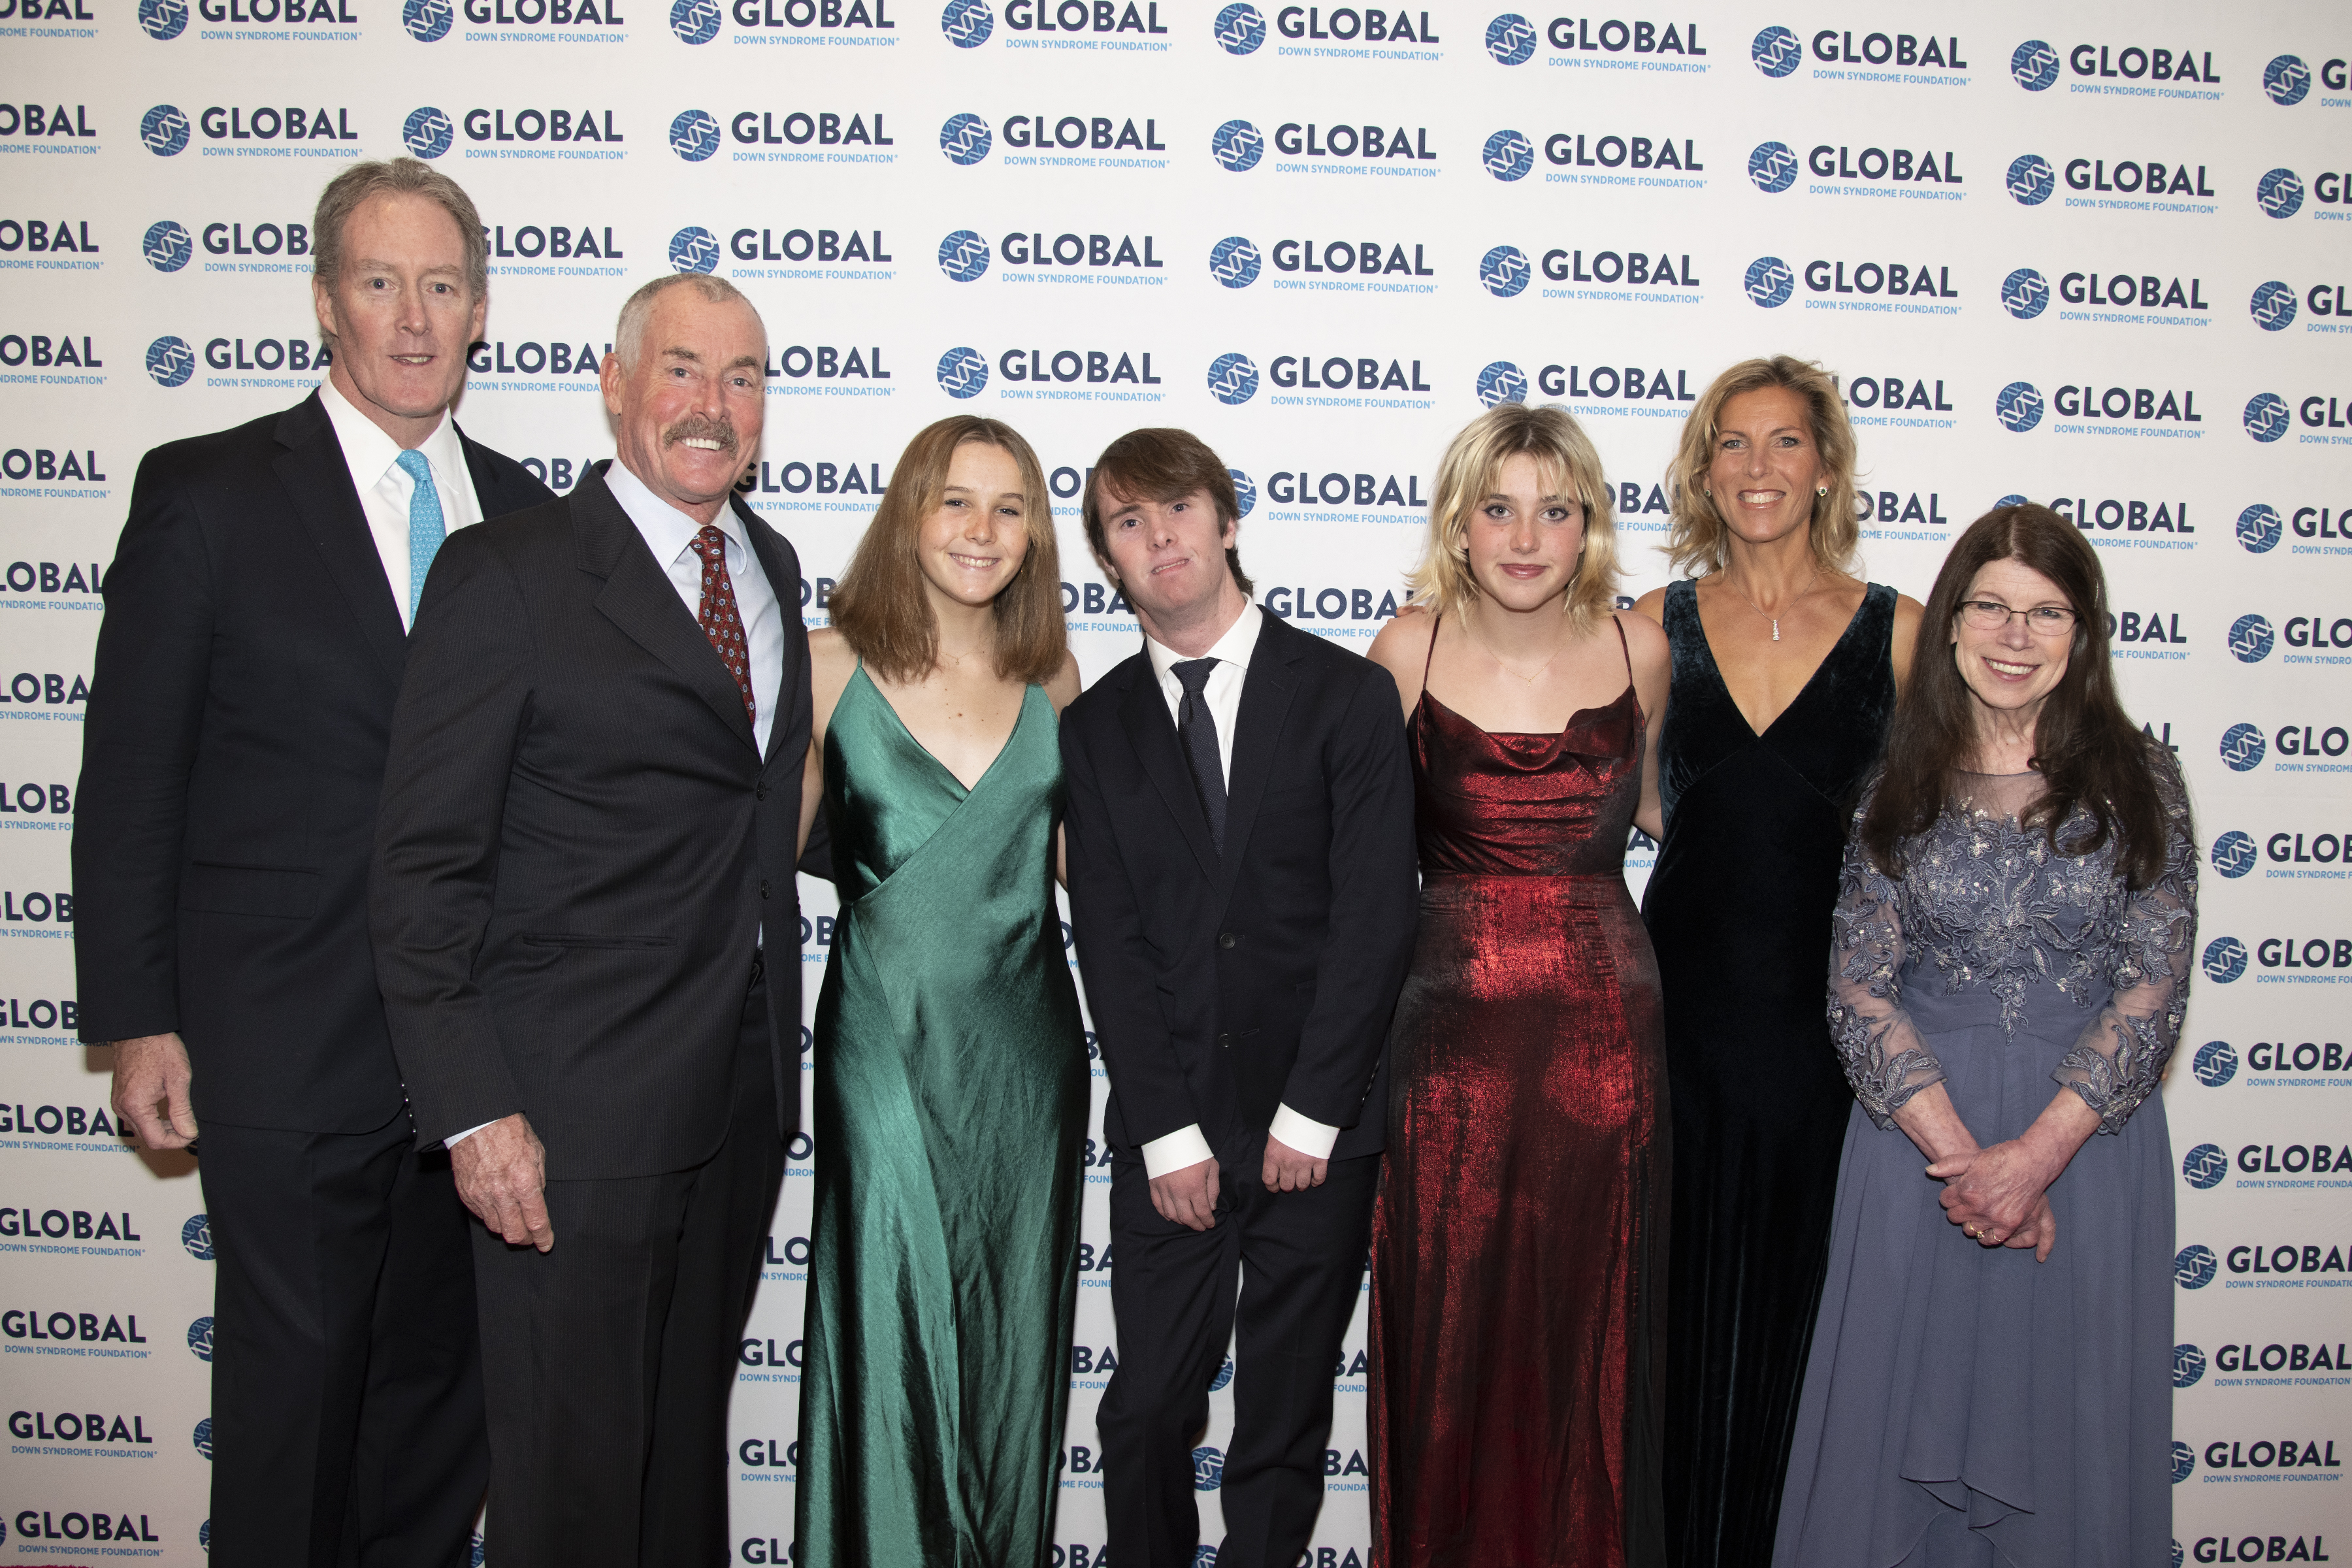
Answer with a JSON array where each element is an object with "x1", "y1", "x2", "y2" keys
[
  {"x1": 1405, "y1": 402, "x2": 1619, "y2": 631},
  {"x1": 1662, "y1": 356, "x2": 1860, "y2": 578}
]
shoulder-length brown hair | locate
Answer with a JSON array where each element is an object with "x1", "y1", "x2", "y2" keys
[
  {"x1": 827, "y1": 417, "x2": 1066, "y2": 685},
  {"x1": 1861, "y1": 503, "x2": 2170, "y2": 887},
  {"x1": 1663, "y1": 355, "x2": 1860, "y2": 578},
  {"x1": 1405, "y1": 401, "x2": 1620, "y2": 632}
]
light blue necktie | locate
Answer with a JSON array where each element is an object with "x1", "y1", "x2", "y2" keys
[{"x1": 395, "y1": 448, "x2": 445, "y2": 623}]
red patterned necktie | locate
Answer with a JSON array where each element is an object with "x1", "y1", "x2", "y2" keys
[{"x1": 689, "y1": 525, "x2": 755, "y2": 723}]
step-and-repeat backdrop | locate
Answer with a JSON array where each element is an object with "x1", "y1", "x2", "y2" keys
[{"x1": 3, "y1": 1, "x2": 2347, "y2": 1562}]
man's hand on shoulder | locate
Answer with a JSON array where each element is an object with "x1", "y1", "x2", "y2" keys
[
  {"x1": 1148, "y1": 1156, "x2": 1221, "y2": 1231},
  {"x1": 450, "y1": 1113, "x2": 555, "y2": 1252},
  {"x1": 110, "y1": 1034, "x2": 197, "y2": 1150}
]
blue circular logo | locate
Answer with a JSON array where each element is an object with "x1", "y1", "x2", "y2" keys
[
  {"x1": 180, "y1": 1213, "x2": 214, "y2": 1260},
  {"x1": 1192, "y1": 1446, "x2": 1225, "y2": 1490},
  {"x1": 1476, "y1": 361, "x2": 1527, "y2": 408},
  {"x1": 1995, "y1": 382, "x2": 2044, "y2": 433},
  {"x1": 2257, "y1": 167, "x2": 2305, "y2": 219},
  {"x1": 2249, "y1": 280, "x2": 2297, "y2": 331},
  {"x1": 401, "y1": 0, "x2": 452, "y2": 39},
  {"x1": 668, "y1": 226, "x2": 720, "y2": 274},
  {"x1": 941, "y1": 0, "x2": 992, "y2": 47},
  {"x1": 1192, "y1": 1550, "x2": 1215, "y2": 1568},
  {"x1": 2172, "y1": 1441, "x2": 2196, "y2": 1484},
  {"x1": 670, "y1": 0, "x2": 720, "y2": 41},
  {"x1": 2192, "y1": 1040, "x2": 2238, "y2": 1087},
  {"x1": 1751, "y1": 25, "x2": 1800, "y2": 78},
  {"x1": 1208, "y1": 236, "x2": 1262, "y2": 289},
  {"x1": 194, "y1": 1416, "x2": 214, "y2": 1459},
  {"x1": 2237, "y1": 502, "x2": 2283, "y2": 553},
  {"x1": 470, "y1": 1531, "x2": 482, "y2": 1567},
  {"x1": 1743, "y1": 256, "x2": 1793, "y2": 308},
  {"x1": 203, "y1": 1520, "x2": 212, "y2": 1552},
  {"x1": 1478, "y1": 244, "x2": 1530, "y2": 298},
  {"x1": 2010, "y1": 39, "x2": 2059, "y2": 91},
  {"x1": 1995, "y1": 494, "x2": 2028, "y2": 509},
  {"x1": 2006, "y1": 154, "x2": 2055, "y2": 206},
  {"x1": 139, "y1": 0, "x2": 188, "y2": 37},
  {"x1": 142, "y1": 220, "x2": 193, "y2": 273},
  {"x1": 1747, "y1": 140, "x2": 1797, "y2": 193},
  {"x1": 141, "y1": 104, "x2": 192, "y2": 157},
  {"x1": 2217, "y1": 726, "x2": 2266, "y2": 774},
  {"x1": 2180, "y1": 1143, "x2": 2228, "y2": 1188},
  {"x1": 2210, "y1": 831, "x2": 2258, "y2": 878},
  {"x1": 145, "y1": 336, "x2": 195, "y2": 388},
  {"x1": 1213, "y1": 1, "x2": 1264, "y2": 54},
  {"x1": 937, "y1": 229, "x2": 990, "y2": 282},
  {"x1": 2001, "y1": 267, "x2": 2050, "y2": 320},
  {"x1": 1208, "y1": 1354, "x2": 1235, "y2": 1390},
  {"x1": 2228, "y1": 614, "x2": 2275, "y2": 663},
  {"x1": 2173, "y1": 1343, "x2": 2206, "y2": 1388},
  {"x1": 937, "y1": 346, "x2": 988, "y2": 399},
  {"x1": 1484, "y1": 12, "x2": 1535, "y2": 64},
  {"x1": 2264, "y1": 54, "x2": 2311, "y2": 106},
  {"x1": 2201, "y1": 935, "x2": 2249, "y2": 983},
  {"x1": 1207, "y1": 353, "x2": 1259, "y2": 406},
  {"x1": 2174, "y1": 1242, "x2": 2219, "y2": 1288},
  {"x1": 1211, "y1": 120, "x2": 1264, "y2": 173},
  {"x1": 939, "y1": 112, "x2": 992, "y2": 165},
  {"x1": 1482, "y1": 129, "x2": 1533, "y2": 183},
  {"x1": 2244, "y1": 393, "x2": 2291, "y2": 444},
  {"x1": 188, "y1": 1316, "x2": 215, "y2": 1362},
  {"x1": 670, "y1": 109, "x2": 721, "y2": 162},
  {"x1": 402, "y1": 106, "x2": 454, "y2": 160}
]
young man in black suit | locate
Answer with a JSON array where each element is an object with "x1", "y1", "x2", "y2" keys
[
  {"x1": 1059, "y1": 428, "x2": 1419, "y2": 1568},
  {"x1": 74, "y1": 159, "x2": 551, "y2": 1566},
  {"x1": 368, "y1": 271, "x2": 810, "y2": 1568}
]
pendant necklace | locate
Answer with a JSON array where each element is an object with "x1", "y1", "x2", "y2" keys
[{"x1": 1723, "y1": 567, "x2": 1818, "y2": 644}]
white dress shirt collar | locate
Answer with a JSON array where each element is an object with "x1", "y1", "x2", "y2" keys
[
  {"x1": 317, "y1": 375, "x2": 467, "y2": 502},
  {"x1": 1143, "y1": 599, "x2": 1262, "y2": 685},
  {"x1": 602, "y1": 458, "x2": 746, "y2": 563}
]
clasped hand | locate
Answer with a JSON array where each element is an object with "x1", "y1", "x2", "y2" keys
[{"x1": 1928, "y1": 1139, "x2": 2059, "y2": 1262}]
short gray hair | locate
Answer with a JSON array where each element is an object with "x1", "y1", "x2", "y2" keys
[
  {"x1": 313, "y1": 158, "x2": 487, "y2": 311},
  {"x1": 614, "y1": 273, "x2": 760, "y2": 370}
]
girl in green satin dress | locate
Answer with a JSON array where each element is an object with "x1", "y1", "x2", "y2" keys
[{"x1": 794, "y1": 417, "x2": 1088, "y2": 1567}]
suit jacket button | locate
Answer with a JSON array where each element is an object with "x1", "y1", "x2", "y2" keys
[
  {"x1": 1218, "y1": 932, "x2": 1235, "y2": 950},
  {"x1": 755, "y1": 781, "x2": 768, "y2": 802},
  {"x1": 759, "y1": 879, "x2": 771, "y2": 900},
  {"x1": 1218, "y1": 1032, "x2": 1231, "y2": 1049}
]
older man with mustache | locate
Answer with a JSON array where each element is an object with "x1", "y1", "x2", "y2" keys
[{"x1": 370, "y1": 272, "x2": 812, "y2": 1568}]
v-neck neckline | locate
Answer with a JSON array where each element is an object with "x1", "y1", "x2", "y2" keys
[
  {"x1": 1689, "y1": 580, "x2": 1874, "y2": 742},
  {"x1": 854, "y1": 663, "x2": 1032, "y2": 799}
]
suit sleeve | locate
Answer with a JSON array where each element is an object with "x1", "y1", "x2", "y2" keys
[
  {"x1": 368, "y1": 529, "x2": 532, "y2": 1146},
  {"x1": 71, "y1": 451, "x2": 216, "y2": 1043},
  {"x1": 1279, "y1": 662, "x2": 1418, "y2": 1129},
  {"x1": 1061, "y1": 710, "x2": 1201, "y2": 1148}
]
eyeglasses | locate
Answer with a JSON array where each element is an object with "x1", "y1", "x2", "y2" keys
[{"x1": 1956, "y1": 599, "x2": 2077, "y2": 635}]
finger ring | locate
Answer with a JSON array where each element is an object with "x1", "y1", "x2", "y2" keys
[{"x1": 1965, "y1": 1226, "x2": 1978, "y2": 1238}]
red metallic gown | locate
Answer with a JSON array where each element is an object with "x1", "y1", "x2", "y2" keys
[{"x1": 1370, "y1": 617, "x2": 1669, "y2": 1568}]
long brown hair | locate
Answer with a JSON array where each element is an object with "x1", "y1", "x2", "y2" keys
[
  {"x1": 1861, "y1": 503, "x2": 2168, "y2": 887},
  {"x1": 828, "y1": 417, "x2": 1066, "y2": 685},
  {"x1": 1082, "y1": 427, "x2": 1252, "y2": 596},
  {"x1": 1663, "y1": 355, "x2": 1861, "y2": 578}
]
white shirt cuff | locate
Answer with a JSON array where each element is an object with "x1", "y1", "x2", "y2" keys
[
  {"x1": 442, "y1": 1118, "x2": 498, "y2": 1149},
  {"x1": 1269, "y1": 1103, "x2": 1339, "y2": 1160},
  {"x1": 1139, "y1": 1123, "x2": 1216, "y2": 1180}
]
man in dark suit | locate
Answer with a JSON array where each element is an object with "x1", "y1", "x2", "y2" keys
[
  {"x1": 368, "y1": 270, "x2": 809, "y2": 1568},
  {"x1": 74, "y1": 159, "x2": 551, "y2": 1566},
  {"x1": 1060, "y1": 428, "x2": 1419, "y2": 1568}
]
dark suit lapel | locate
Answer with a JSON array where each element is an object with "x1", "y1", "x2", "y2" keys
[
  {"x1": 1216, "y1": 615, "x2": 1303, "y2": 908},
  {"x1": 575, "y1": 469, "x2": 760, "y2": 756},
  {"x1": 738, "y1": 498, "x2": 805, "y2": 769},
  {"x1": 1118, "y1": 661, "x2": 1220, "y2": 884},
  {"x1": 272, "y1": 393, "x2": 406, "y2": 682},
  {"x1": 455, "y1": 425, "x2": 532, "y2": 520}
]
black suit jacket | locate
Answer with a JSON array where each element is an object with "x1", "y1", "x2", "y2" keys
[
  {"x1": 72, "y1": 392, "x2": 553, "y2": 1133},
  {"x1": 368, "y1": 465, "x2": 809, "y2": 1181},
  {"x1": 1060, "y1": 611, "x2": 1418, "y2": 1164}
]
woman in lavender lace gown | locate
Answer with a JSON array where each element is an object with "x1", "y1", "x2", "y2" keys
[{"x1": 1774, "y1": 504, "x2": 2197, "y2": 1568}]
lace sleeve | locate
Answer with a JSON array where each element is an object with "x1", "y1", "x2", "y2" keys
[
  {"x1": 2052, "y1": 749, "x2": 2198, "y2": 1133},
  {"x1": 1827, "y1": 804, "x2": 1946, "y2": 1131}
]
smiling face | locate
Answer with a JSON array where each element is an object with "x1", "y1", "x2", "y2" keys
[
  {"x1": 1707, "y1": 384, "x2": 1825, "y2": 552},
  {"x1": 1465, "y1": 451, "x2": 1584, "y2": 612},
  {"x1": 314, "y1": 191, "x2": 485, "y2": 445},
  {"x1": 913, "y1": 440, "x2": 1032, "y2": 612},
  {"x1": 600, "y1": 288, "x2": 766, "y2": 523},
  {"x1": 1952, "y1": 556, "x2": 2076, "y2": 727},
  {"x1": 1097, "y1": 484, "x2": 1239, "y2": 640}
]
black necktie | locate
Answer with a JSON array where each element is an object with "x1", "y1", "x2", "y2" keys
[{"x1": 1171, "y1": 658, "x2": 1225, "y2": 851}]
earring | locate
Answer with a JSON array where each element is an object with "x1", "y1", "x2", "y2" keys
[
  {"x1": 1816, "y1": 485, "x2": 1828, "y2": 496},
  {"x1": 1703, "y1": 487, "x2": 1712, "y2": 497}
]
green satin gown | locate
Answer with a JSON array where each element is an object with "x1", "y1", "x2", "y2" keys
[{"x1": 796, "y1": 667, "x2": 1088, "y2": 1567}]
